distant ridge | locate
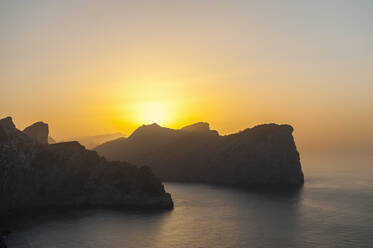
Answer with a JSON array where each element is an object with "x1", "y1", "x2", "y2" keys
[
  {"x1": 95, "y1": 122, "x2": 304, "y2": 187},
  {"x1": 62, "y1": 132, "x2": 126, "y2": 149}
]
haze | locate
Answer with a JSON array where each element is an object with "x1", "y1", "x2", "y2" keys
[{"x1": 1, "y1": 0, "x2": 372, "y2": 155}]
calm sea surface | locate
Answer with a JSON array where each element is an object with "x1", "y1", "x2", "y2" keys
[{"x1": 6, "y1": 155, "x2": 373, "y2": 248}]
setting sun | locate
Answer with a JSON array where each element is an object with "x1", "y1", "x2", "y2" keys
[{"x1": 137, "y1": 102, "x2": 170, "y2": 125}]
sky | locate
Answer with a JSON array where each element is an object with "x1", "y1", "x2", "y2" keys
[{"x1": 0, "y1": 0, "x2": 372, "y2": 155}]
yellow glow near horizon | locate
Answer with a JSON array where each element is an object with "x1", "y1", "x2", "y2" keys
[{"x1": 136, "y1": 102, "x2": 171, "y2": 125}]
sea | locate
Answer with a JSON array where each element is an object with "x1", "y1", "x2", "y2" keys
[{"x1": 5, "y1": 154, "x2": 373, "y2": 248}]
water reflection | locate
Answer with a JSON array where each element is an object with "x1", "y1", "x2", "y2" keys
[
  {"x1": 7, "y1": 208, "x2": 172, "y2": 248},
  {"x1": 5, "y1": 156, "x2": 373, "y2": 248},
  {"x1": 152, "y1": 183, "x2": 304, "y2": 248}
]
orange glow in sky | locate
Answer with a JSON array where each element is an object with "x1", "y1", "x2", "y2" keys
[{"x1": 1, "y1": 1, "x2": 373, "y2": 155}]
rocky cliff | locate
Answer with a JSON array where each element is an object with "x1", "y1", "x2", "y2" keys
[
  {"x1": 23, "y1": 121, "x2": 49, "y2": 144},
  {"x1": 0, "y1": 117, "x2": 173, "y2": 216},
  {"x1": 95, "y1": 122, "x2": 304, "y2": 187}
]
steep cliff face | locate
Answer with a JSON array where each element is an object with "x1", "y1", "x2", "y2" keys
[
  {"x1": 208, "y1": 124, "x2": 304, "y2": 186},
  {"x1": 0, "y1": 117, "x2": 173, "y2": 216},
  {"x1": 95, "y1": 122, "x2": 304, "y2": 187}
]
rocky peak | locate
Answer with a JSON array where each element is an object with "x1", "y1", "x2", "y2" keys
[
  {"x1": 181, "y1": 122, "x2": 210, "y2": 133},
  {"x1": 23, "y1": 121, "x2": 49, "y2": 144},
  {"x1": 0, "y1": 117, "x2": 20, "y2": 143},
  {"x1": 0, "y1": 117, "x2": 16, "y2": 130},
  {"x1": 181, "y1": 122, "x2": 219, "y2": 136},
  {"x1": 129, "y1": 123, "x2": 169, "y2": 139}
]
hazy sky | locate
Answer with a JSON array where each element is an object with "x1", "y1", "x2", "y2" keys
[{"x1": 1, "y1": 0, "x2": 372, "y2": 154}]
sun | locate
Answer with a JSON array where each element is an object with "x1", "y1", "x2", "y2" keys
[{"x1": 137, "y1": 102, "x2": 170, "y2": 125}]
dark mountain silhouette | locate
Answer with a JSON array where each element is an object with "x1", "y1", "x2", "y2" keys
[
  {"x1": 23, "y1": 121, "x2": 49, "y2": 144},
  {"x1": 180, "y1": 122, "x2": 217, "y2": 134},
  {"x1": 95, "y1": 122, "x2": 304, "y2": 187},
  {"x1": 0, "y1": 117, "x2": 173, "y2": 216},
  {"x1": 0, "y1": 237, "x2": 5, "y2": 248},
  {"x1": 22, "y1": 121, "x2": 56, "y2": 144}
]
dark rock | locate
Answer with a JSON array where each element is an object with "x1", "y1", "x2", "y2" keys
[
  {"x1": 95, "y1": 122, "x2": 304, "y2": 187},
  {"x1": 181, "y1": 122, "x2": 209, "y2": 133},
  {"x1": 23, "y1": 121, "x2": 49, "y2": 144},
  {"x1": 181, "y1": 122, "x2": 219, "y2": 136},
  {"x1": 0, "y1": 229, "x2": 8, "y2": 248},
  {"x1": 0, "y1": 230, "x2": 10, "y2": 237},
  {"x1": 0, "y1": 117, "x2": 173, "y2": 216},
  {"x1": 0, "y1": 237, "x2": 6, "y2": 248}
]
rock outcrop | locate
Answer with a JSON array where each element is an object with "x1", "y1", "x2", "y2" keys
[
  {"x1": 0, "y1": 117, "x2": 173, "y2": 216},
  {"x1": 95, "y1": 122, "x2": 304, "y2": 187},
  {"x1": 23, "y1": 121, "x2": 49, "y2": 144},
  {"x1": 181, "y1": 122, "x2": 209, "y2": 132},
  {"x1": 0, "y1": 230, "x2": 9, "y2": 248},
  {"x1": 0, "y1": 237, "x2": 5, "y2": 248},
  {"x1": 181, "y1": 122, "x2": 219, "y2": 136}
]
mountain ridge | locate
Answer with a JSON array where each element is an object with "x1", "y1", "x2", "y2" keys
[{"x1": 95, "y1": 122, "x2": 304, "y2": 187}]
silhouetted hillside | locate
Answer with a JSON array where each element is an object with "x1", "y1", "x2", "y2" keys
[
  {"x1": 23, "y1": 121, "x2": 49, "y2": 144},
  {"x1": 0, "y1": 117, "x2": 173, "y2": 216},
  {"x1": 95, "y1": 122, "x2": 304, "y2": 187}
]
